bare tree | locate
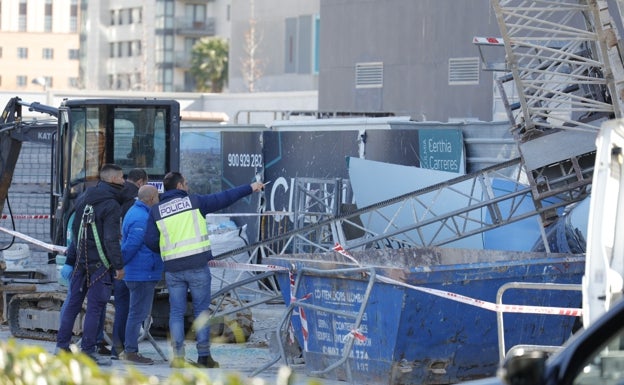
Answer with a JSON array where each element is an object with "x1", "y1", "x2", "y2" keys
[{"x1": 240, "y1": 0, "x2": 266, "y2": 92}]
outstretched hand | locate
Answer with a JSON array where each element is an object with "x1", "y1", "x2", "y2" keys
[{"x1": 251, "y1": 181, "x2": 265, "y2": 192}]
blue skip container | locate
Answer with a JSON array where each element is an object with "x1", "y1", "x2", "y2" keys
[{"x1": 265, "y1": 247, "x2": 584, "y2": 384}]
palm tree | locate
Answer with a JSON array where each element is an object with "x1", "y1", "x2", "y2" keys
[{"x1": 190, "y1": 37, "x2": 229, "y2": 93}]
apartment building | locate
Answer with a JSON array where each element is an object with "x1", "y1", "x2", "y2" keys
[
  {"x1": 0, "y1": 0, "x2": 230, "y2": 93},
  {"x1": 81, "y1": 0, "x2": 230, "y2": 92},
  {"x1": 0, "y1": 0, "x2": 80, "y2": 91}
]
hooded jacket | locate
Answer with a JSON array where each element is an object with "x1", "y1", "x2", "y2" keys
[
  {"x1": 144, "y1": 184, "x2": 252, "y2": 273},
  {"x1": 122, "y1": 199, "x2": 163, "y2": 281},
  {"x1": 65, "y1": 181, "x2": 124, "y2": 271},
  {"x1": 119, "y1": 180, "x2": 139, "y2": 220}
]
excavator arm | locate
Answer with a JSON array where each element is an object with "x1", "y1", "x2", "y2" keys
[{"x1": 0, "y1": 97, "x2": 57, "y2": 239}]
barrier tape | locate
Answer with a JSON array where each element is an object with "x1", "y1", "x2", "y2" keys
[
  {"x1": 290, "y1": 271, "x2": 311, "y2": 351},
  {"x1": 344, "y1": 329, "x2": 366, "y2": 343},
  {"x1": 1, "y1": 214, "x2": 51, "y2": 220},
  {"x1": 209, "y1": 245, "x2": 582, "y2": 348},
  {"x1": 0, "y1": 225, "x2": 67, "y2": 254},
  {"x1": 332, "y1": 243, "x2": 583, "y2": 317}
]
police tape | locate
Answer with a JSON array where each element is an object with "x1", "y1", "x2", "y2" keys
[
  {"x1": 0, "y1": 214, "x2": 51, "y2": 219},
  {"x1": 0, "y1": 225, "x2": 67, "y2": 254},
  {"x1": 209, "y1": 256, "x2": 582, "y2": 317},
  {"x1": 333, "y1": 243, "x2": 583, "y2": 317}
]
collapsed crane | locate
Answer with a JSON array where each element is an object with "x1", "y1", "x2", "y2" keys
[{"x1": 220, "y1": 1, "x2": 624, "y2": 383}]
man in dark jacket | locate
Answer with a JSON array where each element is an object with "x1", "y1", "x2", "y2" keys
[
  {"x1": 119, "y1": 168, "x2": 148, "y2": 218},
  {"x1": 144, "y1": 171, "x2": 264, "y2": 368},
  {"x1": 56, "y1": 164, "x2": 126, "y2": 366}
]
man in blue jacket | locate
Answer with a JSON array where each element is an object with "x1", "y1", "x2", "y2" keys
[
  {"x1": 111, "y1": 167, "x2": 149, "y2": 358},
  {"x1": 144, "y1": 171, "x2": 264, "y2": 368},
  {"x1": 120, "y1": 184, "x2": 162, "y2": 365},
  {"x1": 56, "y1": 164, "x2": 126, "y2": 366}
]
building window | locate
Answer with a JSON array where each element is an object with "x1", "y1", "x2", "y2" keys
[
  {"x1": 285, "y1": 17, "x2": 297, "y2": 74},
  {"x1": 44, "y1": 77, "x2": 53, "y2": 88},
  {"x1": 110, "y1": 10, "x2": 116, "y2": 26},
  {"x1": 185, "y1": 4, "x2": 206, "y2": 25},
  {"x1": 130, "y1": 8, "x2": 142, "y2": 24},
  {"x1": 68, "y1": 77, "x2": 79, "y2": 88},
  {"x1": 132, "y1": 40, "x2": 142, "y2": 57},
  {"x1": 118, "y1": 9, "x2": 124, "y2": 25},
  {"x1": 355, "y1": 62, "x2": 383, "y2": 88},
  {"x1": 313, "y1": 15, "x2": 320, "y2": 74},
  {"x1": 109, "y1": 43, "x2": 115, "y2": 58},
  {"x1": 17, "y1": 47, "x2": 28, "y2": 59},
  {"x1": 285, "y1": 15, "x2": 316, "y2": 75},
  {"x1": 448, "y1": 57, "x2": 480, "y2": 85},
  {"x1": 42, "y1": 48, "x2": 54, "y2": 60},
  {"x1": 68, "y1": 49, "x2": 79, "y2": 60},
  {"x1": 18, "y1": 0, "x2": 27, "y2": 31},
  {"x1": 45, "y1": 0, "x2": 53, "y2": 32},
  {"x1": 0, "y1": 47, "x2": 3, "y2": 58},
  {"x1": 133, "y1": 72, "x2": 142, "y2": 88},
  {"x1": 17, "y1": 76, "x2": 27, "y2": 87},
  {"x1": 70, "y1": 0, "x2": 78, "y2": 32}
]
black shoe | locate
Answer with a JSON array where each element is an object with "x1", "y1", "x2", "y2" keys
[
  {"x1": 197, "y1": 355, "x2": 220, "y2": 368},
  {"x1": 97, "y1": 343, "x2": 112, "y2": 356},
  {"x1": 121, "y1": 351, "x2": 154, "y2": 365}
]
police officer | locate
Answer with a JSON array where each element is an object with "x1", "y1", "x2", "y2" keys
[
  {"x1": 56, "y1": 163, "x2": 126, "y2": 366},
  {"x1": 144, "y1": 171, "x2": 263, "y2": 368}
]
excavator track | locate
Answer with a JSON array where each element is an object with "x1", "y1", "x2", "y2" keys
[{"x1": 7, "y1": 291, "x2": 114, "y2": 342}]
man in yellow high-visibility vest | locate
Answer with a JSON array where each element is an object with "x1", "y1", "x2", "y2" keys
[{"x1": 144, "y1": 171, "x2": 264, "y2": 368}]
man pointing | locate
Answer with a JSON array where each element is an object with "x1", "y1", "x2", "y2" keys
[{"x1": 144, "y1": 171, "x2": 263, "y2": 368}]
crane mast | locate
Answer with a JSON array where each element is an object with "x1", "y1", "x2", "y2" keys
[{"x1": 490, "y1": 0, "x2": 624, "y2": 326}]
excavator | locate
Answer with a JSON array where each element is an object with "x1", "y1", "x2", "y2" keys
[{"x1": 0, "y1": 96, "x2": 180, "y2": 340}]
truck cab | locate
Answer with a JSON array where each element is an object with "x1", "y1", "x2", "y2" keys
[{"x1": 52, "y1": 98, "x2": 180, "y2": 248}]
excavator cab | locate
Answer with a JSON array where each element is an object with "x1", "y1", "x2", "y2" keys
[{"x1": 51, "y1": 98, "x2": 180, "y2": 248}]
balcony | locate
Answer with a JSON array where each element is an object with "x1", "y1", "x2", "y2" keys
[
  {"x1": 174, "y1": 51, "x2": 192, "y2": 69},
  {"x1": 175, "y1": 17, "x2": 216, "y2": 37}
]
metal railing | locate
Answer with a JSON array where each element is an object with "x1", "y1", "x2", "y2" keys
[
  {"x1": 496, "y1": 281, "x2": 582, "y2": 362},
  {"x1": 251, "y1": 265, "x2": 376, "y2": 381}
]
